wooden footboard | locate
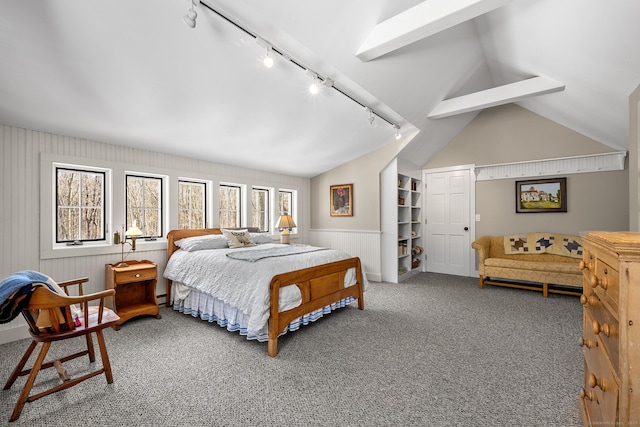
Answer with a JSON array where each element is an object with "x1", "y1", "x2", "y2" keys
[{"x1": 268, "y1": 257, "x2": 365, "y2": 357}]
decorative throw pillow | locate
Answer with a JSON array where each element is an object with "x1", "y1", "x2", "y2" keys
[
  {"x1": 222, "y1": 229, "x2": 256, "y2": 249},
  {"x1": 250, "y1": 233, "x2": 274, "y2": 244},
  {"x1": 175, "y1": 234, "x2": 229, "y2": 251}
]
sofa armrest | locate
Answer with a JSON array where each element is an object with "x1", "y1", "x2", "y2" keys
[{"x1": 471, "y1": 236, "x2": 491, "y2": 265}]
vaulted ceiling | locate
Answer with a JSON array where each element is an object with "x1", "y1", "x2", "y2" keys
[{"x1": 1, "y1": 0, "x2": 638, "y2": 177}]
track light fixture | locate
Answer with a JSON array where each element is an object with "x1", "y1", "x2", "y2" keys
[
  {"x1": 365, "y1": 107, "x2": 375, "y2": 126},
  {"x1": 256, "y1": 38, "x2": 274, "y2": 68},
  {"x1": 183, "y1": 0, "x2": 199, "y2": 28},
  {"x1": 307, "y1": 71, "x2": 320, "y2": 95},
  {"x1": 263, "y1": 50, "x2": 274, "y2": 68},
  {"x1": 187, "y1": 2, "x2": 404, "y2": 135},
  {"x1": 394, "y1": 125, "x2": 402, "y2": 140}
]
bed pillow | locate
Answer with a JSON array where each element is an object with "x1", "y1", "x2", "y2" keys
[
  {"x1": 222, "y1": 229, "x2": 256, "y2": 249},
  {"x1": 175, "y1": 234, "x2": 229, "y2": 251},
  {"x1": 250, "y1": 233, "x2": 274, "y2": 244}
]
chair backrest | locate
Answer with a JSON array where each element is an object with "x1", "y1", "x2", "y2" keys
[{"x1": 22, "y1": 280, "x2": 117, "y2": 337}]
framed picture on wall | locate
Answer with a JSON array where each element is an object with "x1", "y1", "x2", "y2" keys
[
  {"x1": 330, "y1": 184, "x2": 353, "y2": 216},
  {"x1": 516, "y1": 177, "x2": 567, "y2": 213}
]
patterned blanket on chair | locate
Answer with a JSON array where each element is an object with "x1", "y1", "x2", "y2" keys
[{"x1": 504, "y1": 233, "x2": 583, "y2": 259}]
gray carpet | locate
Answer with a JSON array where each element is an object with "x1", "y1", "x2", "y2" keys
[{"x1": 0, "y1": 273, "x2": 583, "y2": 426}]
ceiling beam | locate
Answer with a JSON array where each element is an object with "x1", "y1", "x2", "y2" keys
[
  {"x1": 356, "y1": 0, "x2": 514, "y2": 61},
  {"x1": 427, "y1": 76, "x2": 565, "y2": 119}
]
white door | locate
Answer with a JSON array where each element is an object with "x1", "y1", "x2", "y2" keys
[{"x1": 425, "y1": 169, "x2": 471, "y2": 276}]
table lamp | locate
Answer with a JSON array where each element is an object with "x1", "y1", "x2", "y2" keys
[{"x1": 275, "y1": 214, "x2": 296, "y2": 244}]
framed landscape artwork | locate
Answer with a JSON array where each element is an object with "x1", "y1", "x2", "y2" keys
[
  {"x1": 330, "y1": 184, "x2": 353, "y2": 217},
  {"x1": 516, "y1": 177, "x2": 567, "y2": 213}
]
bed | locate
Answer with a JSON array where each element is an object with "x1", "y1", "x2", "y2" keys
[{"x1": 164, "y1": 228, "x2": 366, "y2": 357}]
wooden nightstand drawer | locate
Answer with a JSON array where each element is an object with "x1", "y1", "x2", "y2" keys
[{"x1": 113, "y1": 266, "x2": 156, "y2": 285}]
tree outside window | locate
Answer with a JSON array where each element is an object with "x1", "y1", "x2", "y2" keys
[
  {"x1": 56, "y1": 167, "x2": 105, "y2": 242},
  {"x1": 179, "y1": 180, "x2": 206, "y2": 229},
  {"x1": 252, "y1": 188, "x2": 269, "y2": 232},
  {"x1": 219, "y1": 184, "x2": 241, "y2": 228},
  {"x1": 126, "y1": 175, "x2": 162, "y2": 238},
  {"x1": 278, "y1": 190, "x2": 296, "y2": 233}
]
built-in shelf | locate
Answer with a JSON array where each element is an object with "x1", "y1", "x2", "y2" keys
[{"x1": 382, "y1": 159, "x2": 425, "y2": 283}]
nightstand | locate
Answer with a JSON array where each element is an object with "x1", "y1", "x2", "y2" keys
[{"x1": 105, "y1": 260, "x2": 161, "y2": 330}]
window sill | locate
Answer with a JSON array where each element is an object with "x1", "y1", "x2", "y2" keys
[{"x1": 41, "y1": 239, "x2": 167, "y2": 260}]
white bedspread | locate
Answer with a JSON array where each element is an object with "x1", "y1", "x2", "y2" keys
[{"x1": 163, "y1": 243, "x2": 364, "y2": 338}]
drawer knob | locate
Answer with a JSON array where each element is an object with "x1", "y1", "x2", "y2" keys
[
  {"x1": 135, "y1": 273, "x2": 141, "y2": 278},
  {"x1": 590, "y1": 275, "x2": 600, "y2": 288},
  {"x1": 592, "y1": 320, "x2": 611, "y2": 337},
  {"x1": 580, "y1": 388, "x2": 597, "y2": 402},
  {"x1": 580, "y1": 294, "x2": 599, "y2": 307},
  {"x1": 579, "y1": 337, "x2": 595, "y2": 349},
  {"x1": 588, "y1": 373, "x2": 607, "y2": 391},
  {"x1": 580, "y1": 260, "x2": 593, "y2": 271}
]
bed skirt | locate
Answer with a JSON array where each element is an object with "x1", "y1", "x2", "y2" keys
[{"x1": 171, "y1": 287, "x2": 356, "y2": 342}]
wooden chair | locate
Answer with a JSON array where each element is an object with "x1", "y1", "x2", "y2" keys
[{"x1": 3, "y1": 277, "x2": 120, "y2": 422}]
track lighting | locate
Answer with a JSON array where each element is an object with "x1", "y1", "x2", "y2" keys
[
  {"x1": 183, "y1": 0, "x2": 199, "y2": 28},
  {"x1": 263, "y1": 51, "x2": 274, "y2": 68},
  {"x1": 365, "y1": 107, "x2": 375, "y2": 126},
  {"x1": 185, "y1": 2, "x2": 405, "y2": 134},
  {"x1": 256, "y1": 38, "x2": 274, "y2": 68},
  {"x1": 307, "y1": 71, "x2": 320, "y2": 95}
]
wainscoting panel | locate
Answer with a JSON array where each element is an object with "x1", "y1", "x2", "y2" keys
[{"x1": 308, "y1": 229, "x2": 381, "y2": 282}]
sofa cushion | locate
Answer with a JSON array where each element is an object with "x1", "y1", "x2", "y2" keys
[{"x1": 484, "y1": 257, "x2": 580, "y2": 274}]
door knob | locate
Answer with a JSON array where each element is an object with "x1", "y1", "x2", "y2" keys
[{"x1": 464, "y1": 227, "x2": 469, "y2": 231}]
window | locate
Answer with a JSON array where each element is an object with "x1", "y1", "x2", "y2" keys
[
  {"x1": 179, "y1": 180, "x2": 206, "y2": 229},
  {"x1": 126, "y1": 174, "x2": 163, "y2": 238},
  {"x1": 56, "y1": 167, "x2": 106, "y2": 243},
  {"x1": 278, "y1": 190, "x2": 293, "y2": 216},
  {"x1": 278, "y1": 190, "x2": 297, "y2": 233},
  {"x1": 219, "y1": 184, "x2": 241, "y2": 228},
  {"x1": 252, "y1": 188, "x2": 270, "y2": 232}
]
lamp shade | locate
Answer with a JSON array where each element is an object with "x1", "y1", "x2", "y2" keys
[
  {"x1": 275, "y1": 214, "x2": 296, "y2": 230},
  {"x1": 124, "y1": 225, "x2": 143, "y2": 238}
]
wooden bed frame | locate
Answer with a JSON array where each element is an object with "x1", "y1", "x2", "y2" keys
[{"x1": 166, "y1": 228, "x2": 365, "y2": 357}]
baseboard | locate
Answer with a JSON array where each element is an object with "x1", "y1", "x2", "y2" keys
[
  {"x1": 365, "y1": 272, "x2": 381, "y2": 282},
  {"x1": 0, "y1": 324, "x2": 29, "y2": 345}
]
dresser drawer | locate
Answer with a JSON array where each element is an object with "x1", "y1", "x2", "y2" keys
[
  {"x1": 592, "y1": 260, "x2": 619, "y2": 314},
  {"x1": 584, "y1": 295, "x2": 619, "y2": 374},
  {"x1": 114, "y1": 266, "x2": 156, "y2": 285},
  {"x1": 582, "y1": 344, "x2": 619, "y2": 424}
]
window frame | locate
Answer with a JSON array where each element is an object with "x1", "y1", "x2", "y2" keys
[
  {"x1": 278, "y1": 189, "x2": 298, "y2": 234},
  {"x1": 178, "y1": 179, "x2": 208, "y2": 230},
  {"x1": 219, "y1": 183, "x2": 242, "y2": 229},
  {"x1": 51, "y1": 163, "x2": 111, "y2": 250},
  {"x1": 125, "y1": 173, "x2": 165, "y2": 239},
  {"x1": 251, "y1": 186, "x2": 271, "y2": 232}
]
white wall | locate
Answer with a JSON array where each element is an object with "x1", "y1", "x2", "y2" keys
[{"x1": 0, "y1": 125, "x2": 310, "y2": 343}]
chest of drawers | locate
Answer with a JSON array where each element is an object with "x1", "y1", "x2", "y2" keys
[{"x1": 579, "y1": 231, "x2": 640, "y2": 425}]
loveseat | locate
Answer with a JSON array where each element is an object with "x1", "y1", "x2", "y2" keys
[{"x1": 471, "y1": 233, "x2": 583, "y2": 297}]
